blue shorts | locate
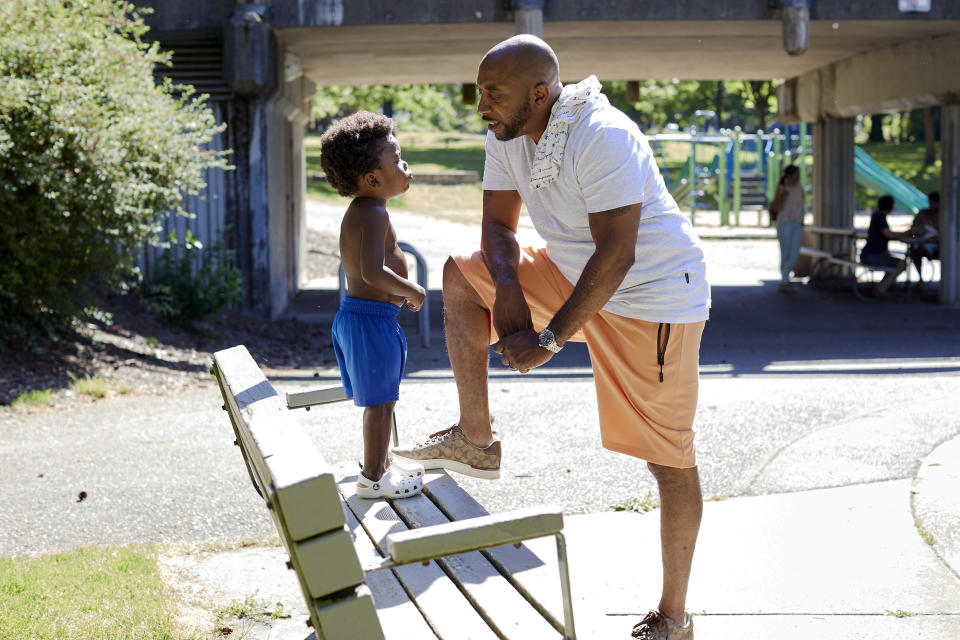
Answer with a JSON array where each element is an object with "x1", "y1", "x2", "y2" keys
[
  {"x1": 861, "y1": 252, "x2": 899, "y2": 268},
  {"x1": 332, "y1": 297, "x2": 407, "y2": 407}
]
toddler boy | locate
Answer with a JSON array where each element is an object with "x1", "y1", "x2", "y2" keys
[{"x1": 320, "y1": 111, "x2": 426, "y2": 498}]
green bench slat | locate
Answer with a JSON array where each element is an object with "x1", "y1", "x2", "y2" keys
[
  {"x1": 390, "y1": 473, "x2": 562, "y2": 640},
  {"x1": 214, "y1": 346, "x2": 346, "y2": 541},
  {"x1": 310, "y1": 584, "x2": 383, "y2": 640},
  {"x1": 293, "y1": 527, "x2": 366, "y2": 599},
  {"x1": 386, "y1": 505, "x2": 563, "y2": 564},
  {"x1": 343, "y1": 506, "x2": 439, "y2": 639},
  {"x1": 338, "y1": 468, "x2": 499, "y2": 640},
  {"x1": 423, "y1": 473, "x2": 566, "y2": 632}
]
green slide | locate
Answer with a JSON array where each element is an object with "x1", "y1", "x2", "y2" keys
[{"x1": 854, "y1": 146, "x2": 929, "y2": 214}]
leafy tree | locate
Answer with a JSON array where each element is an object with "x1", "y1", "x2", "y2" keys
[
  {"x1": 728, "y1": 81, "x2": 778, "y2": 131},
  {"x1": 0, "y1": 0, "x2": 228, "y2": 346},
  {"x1": 313, "y1": 84, "x2": 481, "y2": 132},
  {"x1": 602, "y1": 79, "x2": 779, "y2": 132},
  {"x1": 602, "y1": 80, "x2": 717, "y2": 131}
]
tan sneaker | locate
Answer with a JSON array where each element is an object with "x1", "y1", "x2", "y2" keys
[
  {"x1": 391, "y1": 425, "x2": 501, "y2": 479},
  {"x1": 631, "y1": 610, "x2": 694, "y2": 639}
]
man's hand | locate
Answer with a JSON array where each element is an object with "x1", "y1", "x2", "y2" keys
[
  {"x1": 491, "y1": 281, "x2": 533, "y2": 340},
  {"x1": 492, "y1": 328, "x2": 553, "y2": 373},
  {"x1": 405, "y1": 283, "x2": 426, "y2": 312}
]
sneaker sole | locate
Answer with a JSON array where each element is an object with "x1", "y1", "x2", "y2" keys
[{"x1": 392, "y1": 454, "x2": 500, "y2": 480}]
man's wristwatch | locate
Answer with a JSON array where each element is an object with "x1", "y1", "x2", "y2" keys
[{"x1": 538, "y1": 328, "x2": 562, "y2": 353}]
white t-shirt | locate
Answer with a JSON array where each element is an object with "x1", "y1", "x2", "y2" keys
[
  {"x1": 778, "y1": 182, "x2": 805, "y2": 224},
  {"x1": 481, "y1": 96, "x2": 710, "y2": 323}
]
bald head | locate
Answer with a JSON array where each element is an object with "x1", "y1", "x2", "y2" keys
[
  {"x1": 480, "y1": 35, "x2": 560, "y2": 89},
  {"x1": 476, "y1": 35, "x2": 562, "y2": 142}
]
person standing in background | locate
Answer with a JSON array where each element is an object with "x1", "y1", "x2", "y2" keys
[{"x1": 769, "y1": 165, "x2": 805, "y2": 294}]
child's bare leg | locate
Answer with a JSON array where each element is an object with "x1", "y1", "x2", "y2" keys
[{"x1": 362, "y1": 401, "x2": 396, "y2": 481}]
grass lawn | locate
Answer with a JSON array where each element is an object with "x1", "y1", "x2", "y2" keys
[
  {"x1": 305, "y1": 130, "x2": 484, "y2": 179},
  {"x1": 306, "y1": 130, "x2": 486, "y2": 220},
  {"x1": 0, "y1": 545, "x2": 198, "y2": 640},
  {"x1": 305, "y1": 128, "x2": 939, "y2": 217}
]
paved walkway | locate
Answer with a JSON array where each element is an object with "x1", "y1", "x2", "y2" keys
[{"x1": 3, "y1": 204, "x2": 959, "y2": 638}]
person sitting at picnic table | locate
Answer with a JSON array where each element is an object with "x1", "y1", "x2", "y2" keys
[
  {"x1": 907, "y1": 191, "x2": 940, "y2": 285},
  {"x1": 860, "y1": 194, "x2": 909, "y2": 297}
]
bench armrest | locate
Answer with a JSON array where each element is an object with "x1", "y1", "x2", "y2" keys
[
  {"x1": 286, "y1": 386, "x2": 348, "y2": 410},
  {"x1": 383, "y1": 505, "x2": 563, "y2": 566}
]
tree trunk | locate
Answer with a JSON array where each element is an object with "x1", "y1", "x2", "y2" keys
[
  {"x1": 714, "y1": 81, "x2": 724, "y2": 128},
  {"x1": 750, "y1": 81, "x2": 771, "y2": 131},
  {"x1": 924, "y1": 106, "x2": 936, "y2": 165},
  {"x1": 868, "y1": 114, "x2": 885, "y2": 142}
]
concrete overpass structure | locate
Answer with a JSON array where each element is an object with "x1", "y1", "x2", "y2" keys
[{"x1": 140, "y1": 1, "x2": 960, "y2": 313}]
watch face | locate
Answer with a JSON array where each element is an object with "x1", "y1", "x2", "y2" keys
[{"x1": 539, "y1": 329, "x2": 559, "y2": 352}]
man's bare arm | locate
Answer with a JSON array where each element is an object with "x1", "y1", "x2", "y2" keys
[
  {"x1": 480, "y1": 189, "x2": 533, "y2": 338},
  {"x1": 547, "y1": 203, "x2": 641, "y2": 344},
  {"x1": 481, "y1": 190, "x2": 522, "y2": 283},
  {"x1": 496, "y1": 202, "x2": 641, "y2": 373}
]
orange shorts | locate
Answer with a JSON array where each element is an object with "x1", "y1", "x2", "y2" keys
[{"x1": 454, "y1": 248, "x2": 704, "y2": 468}]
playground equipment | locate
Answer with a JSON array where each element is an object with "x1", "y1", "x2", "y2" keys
[
  {"x1": 649, "y1": 114, "x2": 811, "y2": 226},
  {"x1": 652, "y1": 113, "x2": 929, "y2": 226},
  {"x1": 853, "y1": 146, "x2": 929, "y2": 213}
]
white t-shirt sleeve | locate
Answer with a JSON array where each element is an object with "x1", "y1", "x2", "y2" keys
[
  {"x1": 574, "y1": 124, "x2": 651, "y2": 214},
  {"x1": 481, "y1": 132, "x2": 517, "y2": 191}
]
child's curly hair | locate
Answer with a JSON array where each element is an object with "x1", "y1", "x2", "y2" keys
[{"x1": 319, "y1": 111, "x2": 395, "y2": 196}]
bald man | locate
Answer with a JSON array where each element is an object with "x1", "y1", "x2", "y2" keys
[{"x1": 393, "y1": 35, "x2": 709, "y2": 639}]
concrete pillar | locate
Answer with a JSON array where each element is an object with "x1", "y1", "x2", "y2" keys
[
  {"x1": 940, "y1": 100, "x2": 960, "y2": 305},
  {"x1": 224, "y1": 3, "x2": 278, "y2": 316},
  {"x1": 812, "y1": 116, "x2": 856, "y2": 256},
  {"x1": 514, "y1": 1, "x2": 543, "y2": 38},
  {"x1": 296, "y1": 79, "x2": 317, "y2": 291},
  {"x1": 268, "y1": 54, "x2": 316, "y2": 317}
]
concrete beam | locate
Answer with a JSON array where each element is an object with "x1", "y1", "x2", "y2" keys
[
  {"x1": 280, "y1": 20, "x2": 960, "y2": 86},
  {"x1": 140, "y1": 0, "x2": 960, "y2": 32},
  {"x1": 831, "y1": 34, "x2": 960, "y2": 117},
  {"x1": 782, "y1": 34, "x2": 960, "y2": 121},
  {"x1": 264, "y1": 0, "x2": 960, "y2": 28}
]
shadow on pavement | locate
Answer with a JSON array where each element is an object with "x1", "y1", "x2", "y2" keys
[{"x1": 285, "y1": 278, "x2": 960, "y2": 383}]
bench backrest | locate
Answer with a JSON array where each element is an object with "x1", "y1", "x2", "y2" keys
[{"x1": 212, "y1": 345, "x2": 385, "y2": 640}]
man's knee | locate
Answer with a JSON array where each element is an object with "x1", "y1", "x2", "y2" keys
[
  {"x1": 443, "y1": 256, "x2": 484, "y2": 306},
  {"x1": 443, "y1": 256, "x2": 466, "y2": 293},
  {"x1": 647, "y1": 461, "x2": 701, "y2": 488}
]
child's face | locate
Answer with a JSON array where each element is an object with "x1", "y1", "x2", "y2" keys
[{"x1": 370, "y1": 135, "x2": 412, "y2": 199}]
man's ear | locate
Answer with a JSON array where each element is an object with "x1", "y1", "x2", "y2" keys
[{"x1": 531, "y1": 82, "x2": 549, "y2": 106}]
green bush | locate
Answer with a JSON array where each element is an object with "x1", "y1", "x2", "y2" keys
[
  {"x1": 140, "y1": 229, "x2": 244, "y2": 328},
  {"x1": 0, "y1": 0, "x2": 228, "y2": 347}
]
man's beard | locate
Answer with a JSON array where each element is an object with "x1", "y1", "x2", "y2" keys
[{"x1": 494, "y1": 99, "x2": 533, "y2": 141}]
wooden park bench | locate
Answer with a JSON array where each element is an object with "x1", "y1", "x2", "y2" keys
[{"x1": 212, "y1": 345, "x2": 576, "y2": 640}]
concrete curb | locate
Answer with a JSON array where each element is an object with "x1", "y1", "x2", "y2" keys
[{"x1": 913, "y1": 432, "x2": 960, "y2": 581}]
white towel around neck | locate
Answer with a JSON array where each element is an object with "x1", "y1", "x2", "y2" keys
[{"x1": 529, "y1": 75, "x2": 604, "y2": 190}]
